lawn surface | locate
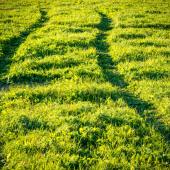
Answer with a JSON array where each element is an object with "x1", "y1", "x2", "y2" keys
[{"x1": 0, "y1": 0, "x2": 170, "y2": 169}]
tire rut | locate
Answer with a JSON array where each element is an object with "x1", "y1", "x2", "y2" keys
[
  {"x1": 0, "y1": 8, "x2": 49, "y2": 90},
  {"x1": 95, "y1": 12, "x2": 170, "y2": 144},
  {"x1": 0, "y1": 7, "x2": 49, "y2": 169}
]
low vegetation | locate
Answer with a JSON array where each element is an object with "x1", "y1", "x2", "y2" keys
[{"x1": 0, "y1": 0, "x2": 170, "y2": 169}]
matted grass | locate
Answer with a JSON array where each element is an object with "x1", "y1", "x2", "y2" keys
[{"x1": 0, "y1": 0, "x2": 170, "y2": 169}]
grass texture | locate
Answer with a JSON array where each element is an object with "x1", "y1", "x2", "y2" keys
[{"x1": 0, "y1": 0, "x2": 170, "y2": 169}]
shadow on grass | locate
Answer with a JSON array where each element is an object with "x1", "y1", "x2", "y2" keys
[
  {"x1": 67, "y1": 110, "x2": 170, "y2": 168},
  {"x1": 141, "y1": 71, "x2": 169, "y2": 80},
  {"x1": 0, "y1": 114, "x2": 53, "y2": 169},
  {"x1": 0, "y1": 143, "x2": 5, "y2": 169},
  {"x1": 31, "y1": 59, "x2": 81, "y2": 70},
  {"x1": 118, "y1": 33, "x2": 146, "y2": 39},
  {"x1": 0, "y1": 10, "x2": 49, "y2": 89},
  {"x1": 8, "y1": 73, "x2": 61, "y2": 85},
  {"x1": 120, "y1": 23, "x2": 170, "y2": 30},
  {"x1": 94, "y1": 12, "x2": 170, "y2": 143},
  {"x1": 0, "y1": 9, "x2": 49, "y2": 168},
  {"x1": 18, "y1": 115, "x2": 52, "y2": 133},
  {"x1": 7, "y1": 59, "x2": 82, "y2": 84}
]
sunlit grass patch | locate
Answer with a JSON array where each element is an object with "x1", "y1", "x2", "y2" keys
[{"x1": 0, "y1": 0, "x2": 170, "y2": 169}]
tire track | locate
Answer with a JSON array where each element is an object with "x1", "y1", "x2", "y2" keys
[
  {"x1": 0, "y1": 7, "x2": 49, "y2": 169},
  {"x1": 0, "y1": 8, "x2": 49, "y2": 90},
  {"x1": 95, "y1": 12, "x2": 170, "y2": 144}
]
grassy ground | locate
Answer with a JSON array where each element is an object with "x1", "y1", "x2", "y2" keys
[{"x1": 0, "y1": 0, "x2": 170, "y2": 169}]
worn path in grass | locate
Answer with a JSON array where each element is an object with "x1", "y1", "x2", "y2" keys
[
  {"x1": 0, "y1": 7, "x2": 49, "y2": 168},
  {"x1": 95, "y1": 12, "x2": 170, "y2": 144},
  {"x1": 0, "y1": 8, "x2": 48, "y2": 90}
]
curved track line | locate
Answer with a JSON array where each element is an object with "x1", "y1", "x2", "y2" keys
[
  {"x1": 0, "y1": 8, "x2": 49, "y2": 90},
  {"x1": 0, "y1": 7, "x2": 49, "y2": 168},
  {"x1": 95, "y1": 12, "x2": 170, "y2": 144}
]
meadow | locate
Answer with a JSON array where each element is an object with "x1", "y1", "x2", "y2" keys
[{"x1": 0, "y1": 0, "x2": 170, "y2": 169}]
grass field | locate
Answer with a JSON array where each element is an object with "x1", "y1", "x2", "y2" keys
[{"x1": 0, "y1": 0, "x2": 170, "y2": 169}]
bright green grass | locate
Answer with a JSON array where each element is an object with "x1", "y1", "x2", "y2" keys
[{"x1": 0, "y1": 0, "x2": 170, "y2": 169}]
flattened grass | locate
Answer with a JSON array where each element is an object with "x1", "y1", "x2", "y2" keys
[{"x1": 0, "y1": 0, "x2": 170, "y2": 169}]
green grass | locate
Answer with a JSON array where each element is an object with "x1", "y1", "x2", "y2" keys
[{"x1": 0, "y1": 0, "x2": 170, "y2": 169}]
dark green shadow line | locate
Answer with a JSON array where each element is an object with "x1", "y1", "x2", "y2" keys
[
  {"x1": 0, "y1": 9, "x2": 49, "y2": 89},
  {"x1": 0, "y1": 8, "x2": 49, "y2": 168},
  {"x1": 95, "y1": 11, "x2": 170, "y2": 143}
]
